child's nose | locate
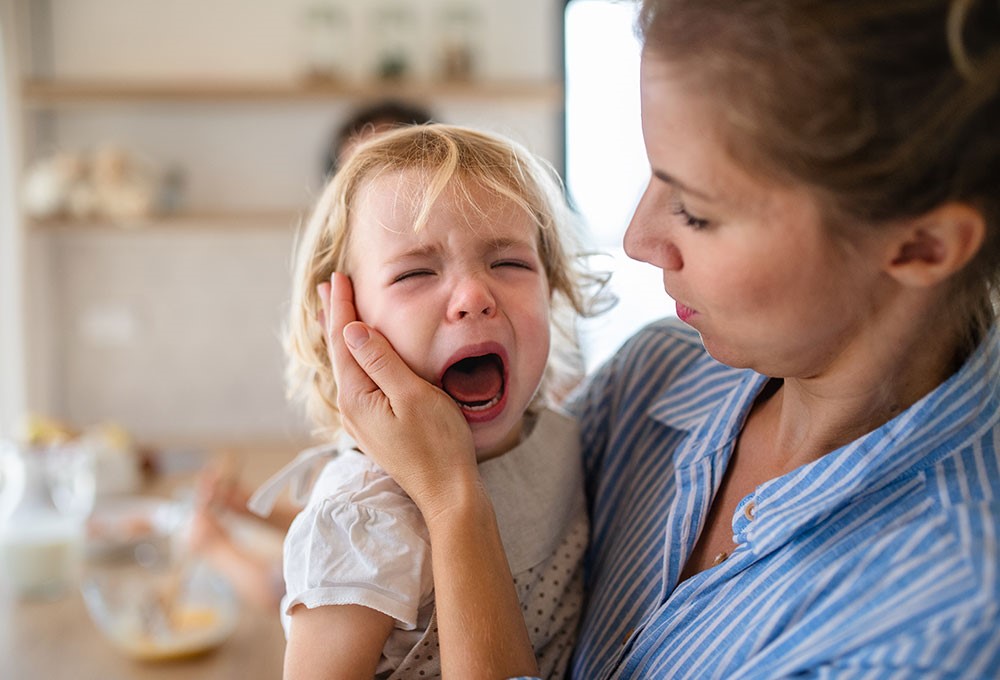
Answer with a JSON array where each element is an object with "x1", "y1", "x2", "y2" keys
[{"x1": 447, "y1": 275, "x2": 497, "y2": 321}]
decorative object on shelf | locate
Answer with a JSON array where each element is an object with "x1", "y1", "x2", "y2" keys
[
  {"x1": 90, "y1": 146, "x2": 158, "y2": 222},
  {"x1": 301, "y1": 2, "x2": 351, "y2": 83},
  {"x1": 22, "y1": 146, "x2": 162, "y2": 225},
  {"x1": 371, "y1": 1, "x2": 417, "y2": 81},
  {"x1": 436, "y1": 2, "x2": 482, "y2": 81},
  {"x1": 21, "y1": 151, "x2": 88, "y2": 220},
  {"x1": 158, "y1": 165, "x2": 188, "y2": 215}
]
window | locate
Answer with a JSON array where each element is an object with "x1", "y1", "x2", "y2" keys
[{"x1": 564, "y1": 0, "x2": 674, "y2": 371}]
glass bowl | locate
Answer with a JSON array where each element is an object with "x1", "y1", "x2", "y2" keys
[{"x1": 81, "y1": 496, "x2": 239, "y2": 661}]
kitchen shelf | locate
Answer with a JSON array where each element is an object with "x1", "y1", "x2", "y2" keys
[
  {"x1": 28, "y1": 209, "x2": 304, "y2": 231},
  {"x1": 22, "y1": 78, "x2": 564, "y2": 108}
]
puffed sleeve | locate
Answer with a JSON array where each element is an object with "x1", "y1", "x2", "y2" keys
[{"x1": 280, "y1": 451, "x2": 433, "y2": 633}]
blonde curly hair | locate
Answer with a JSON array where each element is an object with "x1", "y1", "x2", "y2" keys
[{"x1": 286, "y1": 123, "x2": 606, "y2": 436}]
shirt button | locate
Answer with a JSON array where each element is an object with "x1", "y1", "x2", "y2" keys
[
  {"x1": 743, "y1": 501, "x2": 756, "y2": 520},
  {"x1": 712, "y1": 551, "x2": 729, "y2": 566},
  {"x1": 622, "y1": 627, "x2": 634, "y2": 645}
]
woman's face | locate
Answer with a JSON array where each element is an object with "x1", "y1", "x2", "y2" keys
[{"x1": 626, "y1": 50, "x2": 893, "y2": 378}]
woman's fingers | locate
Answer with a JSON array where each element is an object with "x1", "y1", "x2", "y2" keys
[
  {"x1": 321, "y1": 274, "x2": 377, "y2": 399},
  {"x1": 318, "y1": 272, "x2": 475, "y2": 515}
]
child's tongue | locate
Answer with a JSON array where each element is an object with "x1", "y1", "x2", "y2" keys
[{"x1": 442, "y1": 355, "x2": 503, "y2": 405}]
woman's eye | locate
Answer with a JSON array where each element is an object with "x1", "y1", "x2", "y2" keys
[
  {"x1": 392, "y1": 270, "x2": 434, "y2": 283},
  {"x1": 670, "y1": 200, "x2": 710, "y2": 230}
]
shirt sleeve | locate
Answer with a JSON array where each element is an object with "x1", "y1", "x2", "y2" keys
[{"x1": 281, "y1": 459, "x2": 433, "y2": 632}]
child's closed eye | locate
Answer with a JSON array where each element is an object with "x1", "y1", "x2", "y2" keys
[
  {"x1": 491, "y1": 259, "x2": 536, "y2": 271},
  {"x1": 392, "y1": 269, "x2": 436, "y2": 283}
]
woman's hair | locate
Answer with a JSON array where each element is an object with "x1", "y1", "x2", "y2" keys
[
  {"x1": 287, "y1": 123, "x2": 605, "y2": 435},
  {"x1": 640, "y1": 0, "x2": 999, "y2": 354}
]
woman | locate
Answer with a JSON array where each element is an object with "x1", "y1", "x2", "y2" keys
[{"x1": 322, "y1": 0, "x2": 1000, "y2": 677}]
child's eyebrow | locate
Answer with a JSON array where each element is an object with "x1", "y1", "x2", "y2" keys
[
  {"x1": 384, "y1": 237, "x2": 536, "y2": 265},
  {"x1": 385, "y1": 244, "x2": 442, "y2": 264},
  {"x1": 486, "y1": 236, "x2": 537, "y2": 252}
]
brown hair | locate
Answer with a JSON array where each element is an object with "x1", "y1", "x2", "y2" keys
[
  {"x1": 287, "y1": 123, "x2": 606, "y2": 435},
  {"x1": 639, "y1": 0, "x2": 999, "y2": 353}
]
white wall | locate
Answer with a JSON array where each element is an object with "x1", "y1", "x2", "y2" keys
[
  {"x1": 15, "y1": 0, "x2": 565, "y2": 443},
  {"x1": 0, "y1": 0, "x2": 27, "y2": 439}
]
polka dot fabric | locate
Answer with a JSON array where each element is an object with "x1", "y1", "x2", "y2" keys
[
  {"x1": 385, "y1": 409, "x2": 588, "y2": 679},
  {"x1": 387, "y1": 510, "x2": 588, "y2": 680}
]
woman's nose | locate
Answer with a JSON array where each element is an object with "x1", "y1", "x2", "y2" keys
[
  {"x1": 447, "y1": 275, "x2": 497, "y2": 321},
  {"x1": 623, "y1": 182, "x2": 683, "y2": 271}
]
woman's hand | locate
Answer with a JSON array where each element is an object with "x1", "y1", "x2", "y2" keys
[{"x1": 317, "y1": 273, "x2": 479, "y2": 521}]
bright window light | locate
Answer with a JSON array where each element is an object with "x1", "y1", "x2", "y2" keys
[{"x1": 565, "y1": 0, "x2": 675, "y2": 371}]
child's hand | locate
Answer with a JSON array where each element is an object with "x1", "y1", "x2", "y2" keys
[
  {"x1": 187, "y1": 505, "x2": 231, "y2": 558},
  {"x1": 195, "y1": 455, "x2": 246, "y2": 515},
  {"x1": 318, "y1": 273, "x2": 478, "y2": 522}
]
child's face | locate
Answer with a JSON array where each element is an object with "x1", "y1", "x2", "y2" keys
[{"x1": 346, "y1": 170, "x2": 552, "y2": 461}]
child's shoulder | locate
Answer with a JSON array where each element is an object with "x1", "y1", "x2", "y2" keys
[{"x1": 311, "y1": 448, "x2": 406, "y2": 507}]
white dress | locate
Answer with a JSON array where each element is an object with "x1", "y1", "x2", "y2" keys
[{"x1": 249, "y1": 407, "x2": 588, "y2": 679}]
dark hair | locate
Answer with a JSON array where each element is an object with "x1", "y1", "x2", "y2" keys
[
  {"x1": 639, "y1": 0, "x2": 1000, "y2": 352},
  {"x1": 324, "y1": 99, "x2": 435, "y2": 176}
]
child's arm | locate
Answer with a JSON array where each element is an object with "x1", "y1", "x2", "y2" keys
[
  {"x1": 321, "y1": 274, "x2": 538, "y2": 677},
  {"x1": 187, "y1": 507, "x2": 284, "y2": 611},
  {"x1": 284, "y1": 604, "x2": 395, "y2": 680}
]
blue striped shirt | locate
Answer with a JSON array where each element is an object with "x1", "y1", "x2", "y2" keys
[{"x1": 555, "y1": 318, "x2": 1000, "y2": 679}]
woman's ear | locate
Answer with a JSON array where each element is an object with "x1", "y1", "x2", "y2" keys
[{"x1": 884, "y1": 202, "x2": 986, "y2": 288}]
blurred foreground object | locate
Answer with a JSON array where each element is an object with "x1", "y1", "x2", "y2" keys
[
  {"x1": 0, "y1": 438, "x2": 96, "y2": 599},
  {"x1": 82, "y1": 496, "x2": 238, "y2": 661},
  {"x1": 24, "y1": 415, "x2": 143, "y2": 497},
  {"x1": 186, "y1": 454, "x2": 286, "y2": 611}
]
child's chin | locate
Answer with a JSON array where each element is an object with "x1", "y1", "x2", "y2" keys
[{"x1": 471, "y1": 418, "x2": 523, "y2": 461}]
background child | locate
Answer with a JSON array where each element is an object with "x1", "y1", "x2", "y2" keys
[
  {"x1": 323, "y1": 99, "x2": 434, "y2": 178},
  {"x1": 249, "y1": 124, "x2": 604, "y2": 678}
]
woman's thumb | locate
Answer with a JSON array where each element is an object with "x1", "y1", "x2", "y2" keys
[
  {"x1": 343, "y1": 322, "x2": 370, "y2": 350},
  {"x1": 342, "y1": 322, "x2": 415, "y2": 398}
]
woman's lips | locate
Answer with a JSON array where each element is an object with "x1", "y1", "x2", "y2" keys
[{"x1": 676, "y1": 301, "x2": 697, "y2": 323}]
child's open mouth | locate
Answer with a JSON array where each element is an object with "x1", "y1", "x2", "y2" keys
[{"x1": 441, "y1": 353, "x2": 505, "y2": 413}]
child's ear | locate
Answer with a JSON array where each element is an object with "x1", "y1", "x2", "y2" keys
[{"x1": 883, "y1": 202, "x2": 986, "y2": 288}]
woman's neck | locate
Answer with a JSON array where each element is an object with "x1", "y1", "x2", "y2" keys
[{"x1": 757, "y1": 302, "x2": 966, "y2": 472}]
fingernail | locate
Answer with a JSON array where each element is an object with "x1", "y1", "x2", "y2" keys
[{"x1": 343, "y1": 323, "x2": 369, "y2": 349}]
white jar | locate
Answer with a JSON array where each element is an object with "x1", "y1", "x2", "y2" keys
[{"x1": 0, "y1": 440, "x2": 95, "y2": 599}]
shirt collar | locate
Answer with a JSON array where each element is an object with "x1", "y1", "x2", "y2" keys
[
  {"x1": 747, "y1": 325, "x2": 1000, "y2": 550},
  {"x1": 647, "y1": 351, "x2": 766, "y2": 467},
  {"x1": 479, "y1": 407, "x2": 584, "y2": 574}
]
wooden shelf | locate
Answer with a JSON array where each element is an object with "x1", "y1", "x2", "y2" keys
[
  {"x1": 28, "y1": 209, "x2": 304, "y2": 231},
  {"x1": 22, "y1": 78, "x2": 564, "y2": 108}
]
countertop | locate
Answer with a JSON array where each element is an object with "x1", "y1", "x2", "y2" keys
[{"x1": 0, "y1": 440, "x2": 308, "y2": 680}]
